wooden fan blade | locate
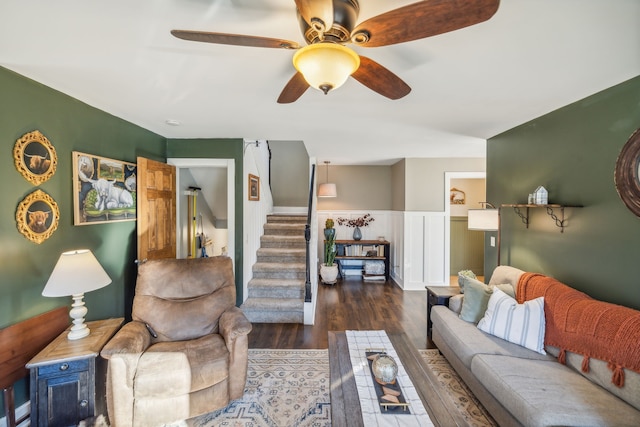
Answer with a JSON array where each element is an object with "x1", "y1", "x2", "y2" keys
[
  {"x1": 352, "y1": 0, "x2": 499, "y2": 47},
  {"x1": 294, "y1": 0, "x2": 334, "y2": 33},
  {"x1": 277, "y1": 72, "x2": 310, "y2": 104},
  {"x1": 351, "y1": 56, "x2": 411, "y2": 100},
  {"x1": 171, "y1": 29, "x2": 300, "y2": 49}
]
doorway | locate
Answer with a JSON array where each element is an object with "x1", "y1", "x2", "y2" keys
[
  {"x1": 444, "y1": 172, "x2": 486, "y2": 283},
  {"x1": 168, "y1": 158, "x2": 235, "y2": 266}
]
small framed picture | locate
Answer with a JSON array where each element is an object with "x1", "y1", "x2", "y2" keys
[
  {"x1": 15, "y1": 189, "x2": 60, "y2": 244},
  {"x1": 13, "y1": 130, "x2": 58, "y2": 185},
  {"x1": 249, "y1": 174, "x2": 260, "y2": 201}
]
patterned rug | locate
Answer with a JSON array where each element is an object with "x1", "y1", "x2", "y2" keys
[
  {"x1": 419, "y1": 349, "x2": 497, "y2": 427},
  {"x1": 168, "y1": 348, "x2": 496, "y2": 427}
]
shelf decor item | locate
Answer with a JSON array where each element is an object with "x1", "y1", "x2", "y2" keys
[
  {"x1": 337, "y1": 213, "x2": 374, "y2": 241},
  {"x1": 533, "y1": 186, "x2": 548, "y2": 205},
  {"x1": 353, "y1": 226, "x2": 362, "y2": 241}
]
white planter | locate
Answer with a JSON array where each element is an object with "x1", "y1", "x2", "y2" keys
[{"x1": 320, "y1": 263, "x2": 339, "y2": 284}]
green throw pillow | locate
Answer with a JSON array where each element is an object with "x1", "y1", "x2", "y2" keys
[{"x1": 459, "y1": 278, "x2": 492, "y2": 323}]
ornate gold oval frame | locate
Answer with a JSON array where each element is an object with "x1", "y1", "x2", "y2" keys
[
  {"x1": 13, "y1": 130, "x2": 58, "y2": 185},
  {"x1": 615, "y1": 128, "x2": 640, "y2": 218},
  {"x1": 16, "y1": 189, "x2": 60, "y2": 244}
]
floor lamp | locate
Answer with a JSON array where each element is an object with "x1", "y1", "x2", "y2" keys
[{"x1": 468, "y1": 203, "x2": 501, "y2": 266}]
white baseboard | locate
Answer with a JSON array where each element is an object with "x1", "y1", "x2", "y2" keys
[{"x1": 0, "y1": 401, "x2": 30, "y2": 427}]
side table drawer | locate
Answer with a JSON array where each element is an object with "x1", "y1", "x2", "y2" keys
[{"x1": 38, "y1": 359, "x2": 90, "y2": 376}]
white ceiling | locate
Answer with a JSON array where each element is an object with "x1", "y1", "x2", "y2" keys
[{"x1": 2, "y1": 0, "x2": 639, "y2": 165}]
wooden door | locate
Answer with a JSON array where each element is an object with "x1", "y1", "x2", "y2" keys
[{"x1": 137, "y1": 157, "x2": 176, "y2": 261}]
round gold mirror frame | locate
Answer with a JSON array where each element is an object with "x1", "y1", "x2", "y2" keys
[
  {"x1": 13, "y1": 130, "x2": 58, "y2": 185},
  {"x1": 614, "y1": 128, "x2": 640, "y2": 218},
  {"x1": 16, "y1": 189, "x2": 60, "y2": 244}
]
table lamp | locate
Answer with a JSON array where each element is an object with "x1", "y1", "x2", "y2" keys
[{"x1": 42, "y1": 249, "x2": 112, "y2": 340}]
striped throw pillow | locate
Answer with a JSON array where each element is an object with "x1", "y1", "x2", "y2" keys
[{"x1": 477, "y1": 287, "x2": 546, "y2": 354}]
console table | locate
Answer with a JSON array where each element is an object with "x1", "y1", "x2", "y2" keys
[{"x1": 334, "y1": 240, "x2": 390, "y2": 281}]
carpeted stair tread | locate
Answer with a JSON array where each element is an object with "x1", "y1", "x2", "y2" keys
[
  {"x1": 247, "y1": 278, "x2": 305, "y2": 299},
  {"x1": 260, "y1": 235, "x2": 306, "y2": 249},
  {"x1": 240, "y1": 297, "x2": 304, "y2": 323},
  {"x1": 253, "y1": 262, "x2": 305, "y2": 271},
  {"x1": 266, "y1": 214, "x2": 307, "y2": 224},
  {"x1": 256, "y1": 248, "x2": 306, "y2": 262},
  {"x1": 263, "y1": 223, "x2": 306, "y2": 236}
]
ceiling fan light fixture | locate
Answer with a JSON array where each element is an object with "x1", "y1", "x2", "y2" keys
[{"x1": 293, "y1": 43, "x2": 360, "y2": 94}]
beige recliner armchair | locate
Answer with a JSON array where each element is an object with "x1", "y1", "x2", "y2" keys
[{"x1": 101, "y1": 256, "x2": 252, "y2": 427}]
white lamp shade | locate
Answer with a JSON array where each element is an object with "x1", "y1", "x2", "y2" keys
[
  {"x1": 293, "y1": 43, "x2": 360, "y2": 93},
  {"x1": 318, "y1": 183, "x2": 337, "y2": 197},
  {"x1": 43, "y1": 249, "x2": 112, "y2": 297},
  {"x1": 468, "y1": 209, "x2": 499, "y2": 231}
]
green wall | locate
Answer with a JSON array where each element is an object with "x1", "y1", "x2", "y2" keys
[
  {"x1": 166, "y1": 138, "x2": 244, "y2": 303},
  {"x1": 0, "y1": 66, "x2": 166, "y2": 411},
  {"x1": 487, "y1": 75, "x2": 640, "y2": 310}
]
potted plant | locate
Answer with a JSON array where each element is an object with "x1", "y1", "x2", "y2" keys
[
  {"x1": 324, "y1": 218, "x2": 335, "y2": 240},
  {"x1": 320, "y1": 231, "x2": 339, "y2": 284}
]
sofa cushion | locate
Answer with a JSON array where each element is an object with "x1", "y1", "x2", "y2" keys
[
  {"x1": 546, "y1": 346, "x2": 640, "y2": 412},
  {"x1": 471, "y1": 354, "x2": 640, "y2": 426},
  {"x1": 487, "y1": 265, "x2": 525, "y2": 297},
  {"x1": 477, "y1": 288, "x2": 546, "y2": 354},
  {"x1": 431, "y1": 306, "x2": 553, "y2": 370},
  {"x1": 135, "y1": 334, "x2": 229, "y2": 397},
  {"x1": 459, "y1": 278, "x2": 515, "y2": 324}
]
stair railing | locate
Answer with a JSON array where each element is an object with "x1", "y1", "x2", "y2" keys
[{"x1": 305, "y1": 164, "x2": 316, "y2": 302}]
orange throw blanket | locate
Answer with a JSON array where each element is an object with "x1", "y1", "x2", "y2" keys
[{"x1": 517, "y1": 273, "x2": 640, "y2": 387}]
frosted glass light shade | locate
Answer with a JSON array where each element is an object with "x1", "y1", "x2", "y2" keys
[
  {"x1": 318, "y1": 183, "x2": 337, "y2": 197},
  {"x1": 43, "y1": 249, "x2": 112, "y2": 297},
  {"x1": 293, "y1": 43, "x2": 360, "y2": 94},
  {"x1": 468, "y1": 209, "x2": 499, "y2": 231}
]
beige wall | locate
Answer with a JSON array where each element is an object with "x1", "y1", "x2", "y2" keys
[
  {"x1": 404, "y1": 158, "x2": 485, "y2": 211},
  {"x1": 391, "y1": 159, "x2": 406, "y2": 211},
  {"x1": 317, "y1": 165, "x2": 392, "y2": 210},
  {"x1": 450, "y1": 178, "x2": 487, "y2": 216},
  {"x1": 270, "y1": 140, "x2": 309, "y2": 207}
]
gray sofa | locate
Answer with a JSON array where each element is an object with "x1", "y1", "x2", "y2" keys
[{"x1": 431, "y1": 266, "x2": 640, "y2": 426}]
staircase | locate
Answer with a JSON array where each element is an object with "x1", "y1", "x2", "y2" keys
[{"x1": 241, "y1": 214, "x2": 307, "y2": 323}]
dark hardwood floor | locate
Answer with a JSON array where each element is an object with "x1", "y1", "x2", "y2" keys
[{"x1": 248, "y1": 276, "x2": 434, "y2": 350}]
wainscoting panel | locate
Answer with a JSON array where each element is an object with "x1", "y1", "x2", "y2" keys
[{"x1": 403, "y1": 212, "x2": 446, "y2": 290}]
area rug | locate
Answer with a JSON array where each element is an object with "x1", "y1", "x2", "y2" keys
[
  {"x1": 419, "y1": 349, "x2": 497, "y2": 427},
  {"x1": 167, "y1": 348, "x2": 495, "y2": 427},
  {"x1": 178, "y1": 349, "x2": 331, "y2": 427}
]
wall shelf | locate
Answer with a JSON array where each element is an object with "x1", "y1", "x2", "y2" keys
[{"x1": 501, "y1": 204, "x2": 582, "y2": 233}]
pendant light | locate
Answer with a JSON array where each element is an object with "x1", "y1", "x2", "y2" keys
[{"x1": 318, "y1": 161, "x2": 337, "y2": 198}]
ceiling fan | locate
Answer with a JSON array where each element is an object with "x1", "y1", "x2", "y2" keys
[{"x1": 171, "y1": 0, "x2": 500, "y2": 103}]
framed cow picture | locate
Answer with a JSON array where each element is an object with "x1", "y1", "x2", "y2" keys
[
  {"x1": 15, "y1": 189, "x2": 60, "y2": 244},
  {"x1": 72, "y1": 151, "x2": 137, "y2": 225},
  {"x1": 13, "y1": 130, "x2": 58, "y2": 185}
]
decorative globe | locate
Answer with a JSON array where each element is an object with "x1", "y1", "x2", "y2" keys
[{"x1": 372, "y1": 353, "x2": 398, "y2": 384}]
